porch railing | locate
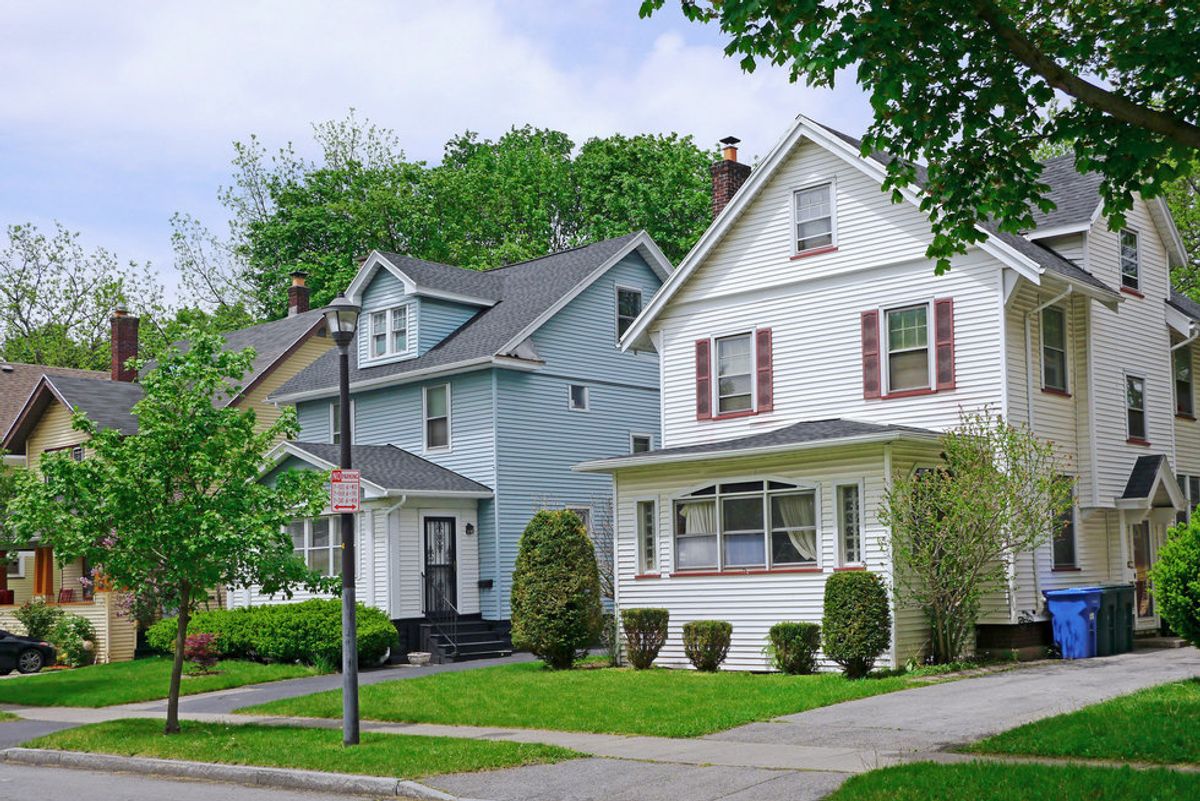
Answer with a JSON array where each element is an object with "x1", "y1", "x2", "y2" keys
[{"x1": 421, "y1": 571, "x2": 460, "y2": 658}]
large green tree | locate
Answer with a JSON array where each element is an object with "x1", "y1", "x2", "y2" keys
[
  {"x1": 5, "y1": 330, "x2": 329, "y2": 733},
  {"x1": 643, "y1": 0, "x2": 1200, "y2": 272}
]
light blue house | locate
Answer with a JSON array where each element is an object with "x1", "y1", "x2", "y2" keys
[{"x1": 245, "y1": 232, "x2": 669, "y2": 660}]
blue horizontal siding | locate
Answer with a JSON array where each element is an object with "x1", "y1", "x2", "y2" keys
[
  {"x1": 296, "y1": 401, "x2": 330, "y2": 443},
  {"x1": 418, "y1": 297, "x2": 480, "y2": 355}
]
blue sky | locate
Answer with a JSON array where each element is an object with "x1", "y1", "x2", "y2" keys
[{"x1": 0, "y1": 1, "x2": 872, "y2": 301}]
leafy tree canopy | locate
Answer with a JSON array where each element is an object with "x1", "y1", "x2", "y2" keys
[
  {"x1": 175, "y1": 112, "x2": 714, "y2": 319},
  {"x1": 642, "y1": 0, "x2": 1200, "y2": 273}
]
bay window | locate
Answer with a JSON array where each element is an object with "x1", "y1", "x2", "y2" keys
[{"x1": 673, "y1": 480, "x2": 817, "y2": 572}]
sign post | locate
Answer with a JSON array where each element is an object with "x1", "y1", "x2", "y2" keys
[{"x1": 330, "y1": 469, "x2": 361, "y2": 513}]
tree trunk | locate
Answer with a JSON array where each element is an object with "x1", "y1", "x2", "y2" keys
[{"x1": 165, "y1": 582, "x2": 191, "y2": 735}]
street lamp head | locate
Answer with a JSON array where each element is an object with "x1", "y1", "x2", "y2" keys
[{"x1": 323, "y1": 294, "x2": 361, "y2": 350}]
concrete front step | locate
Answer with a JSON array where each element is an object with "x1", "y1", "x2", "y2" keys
[{"x1": 1134, "y1": 636, "x2": 1190, "y2": 649}]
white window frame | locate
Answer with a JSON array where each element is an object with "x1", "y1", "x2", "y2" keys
[
  {"x1": 289, "y1": 517, "x2": 341, "y2": 578},
  {"x1": 1041, "y1": 306, "x2": 1069, "y2": 393},
  {"x1": 1053, "y1": 476, "x2": 1077, "y2": 570},
  {"x1": 1120, "y1": 229, "x2": 1140, "y2": 291},
  {"x1": 671, "y1": 477, "x2": 821, "y2": 573},
  {"x1": 630, "y1": 432, "x2": 653, "y2": 453},
  {"x1": 5, "y1": 550, "x2": 29, "y2": 579},
  {"x1": 1126, "y1": 373, "x2": 1147, "y2": 442},
  {"x1": 363, "y1": 302, "x2": 415, "y2": 364},
  {"x1": 635, "y1": 498, "x2": 658, "y2": 575},
  {"x1": 791, "y1": 178, "x2": 837, "y2": 255},
  {"x1": 835, "y1": 481, "x2": 865, "y2": 566},
  {"x1": 565, "y1": 505, "x2": 592, "y2": 537},
  {"x1": 615, "y1": 285, "x2": 644, "y2": 343},
  {"x1": 881, "y1": 300, "x2": 935, "y2": 394},
  {"x1": 329, "y1": 399, "x2": 356, "y2": 445},
  {"x1": 1175, "y1": 345, "x2": 1194, "y2": 417},
  {"x1": 568, "y1": 384, "x2": 589, "y2": 412},
  {"x1": 423, "y1": 383, "x2": 451, "y2": 452},
  {"x1": 713, "y1": 331, "x2": 756, "y2": 415}
]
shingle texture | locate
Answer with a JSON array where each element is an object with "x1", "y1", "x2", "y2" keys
[
  {"x1": 274, "y1": 233, "x2": 644, "y2": 398},
  {"x1": 0, "y1": 363, "x2": 106, "y2": 437},
  {"x1": 583, "y1": 418, "x2": 936, "y2": 466},
  {"x1": 46, "y1": 374, "x2": 144, "y2": 435},
  {"x1": 286, "y1": 441, "x2": 492, "y2": 495},
  {"x1": 1168, "y1": 289, "x2": 1200, "y2": 321},
  {"x1": 1122, "y1": 454, "x2": 1170, "y2": 499}
]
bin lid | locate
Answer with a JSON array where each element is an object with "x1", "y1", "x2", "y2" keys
[{"x1": 1043, "y1": 587, "x2": 1103, "y2": 599}]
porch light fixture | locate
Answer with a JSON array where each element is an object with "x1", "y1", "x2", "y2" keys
[
  {"x1": 465, "y1": 523, "x2": 475, "y2": 537},
  {"x1": 323, "y1": 294, "x2": 361, "y2": 348}
]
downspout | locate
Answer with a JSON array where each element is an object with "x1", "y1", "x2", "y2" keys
[
  {"x1": 1023, "y1": 285, "x2": 1071, "y2": 616},
  {"x1": 1170, "y1": 322, "x2": 1199, "y2": 353}
]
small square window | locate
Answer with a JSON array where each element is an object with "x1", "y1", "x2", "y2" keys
[
  {"x1": 631, "y1": 434, "x2": 652, "y2": 453},
  {"x1": 568, "y1": 384, "x2": 589, "y2": 411}
]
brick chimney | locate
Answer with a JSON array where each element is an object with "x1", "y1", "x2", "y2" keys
[
  {"x1": 287, "y1": 271, "x2": 310, "y2": 317},
  {"x1": 710, "y1": 136, "x2": 751, "y2": 218},
  {"x1": 110, "y1": 308, "x2": 139, "y2": 382}
]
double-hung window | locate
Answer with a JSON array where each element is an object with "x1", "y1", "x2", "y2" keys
[
  {"x1": 636, "y1": 500, "x2": 657, "y2": 574},
  {"x1": 1053, "y1": 478, "x2": 1076, "y2": 569},
  {"x1": 1042, "y1": 307, "x2": 1068, "y2": 392},
  {"x1": 424, "y1": 384, "x2": 450, "y2": 450},
  {"x1": 368, "y1": 304, "x2": 413, "y2": 360},
  {"x1": 290, "y1": 517, "x2": 341, "y2": 577},
  {"x1": 837, "y1": 484, "x2": 862, "y2": 565},
  {"x1": 673, "y1": 480, "x2": 817, "y2": 572},
  {"x1": 793, "y1": 183, "x2": 834, "y2": 253},
  {"x1": 715, "y1": 333, "x2": 753, "y2": 414},
  {"x1": 1120, "y1": 230, "x2": 1140, "y2": 290},
  {"x1": 616, "y1": 287, "x2": 642, "y2": 340},
  {"x1": 886, "y1": 304, "x2": 930, "y2": 392},
  {"x1": 1126, "y1": 375, "x2": 1147, "y2": 441},
  {"x1": 1176, "y1": 346, "x2": 1194, "y2": 417}
]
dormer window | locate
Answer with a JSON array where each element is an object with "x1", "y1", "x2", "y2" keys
[
  {"x1": 1120, "y1": 230, "x2": 1140, "y2": 291},
  {"x1": 793, "y1": 182, "x2": 835, "y2": 254},
  {"x1": 367, "y1": 304, "x2": 414, "y2": 361}
]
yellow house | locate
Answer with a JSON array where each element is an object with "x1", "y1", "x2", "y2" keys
[{"x1": 0, "y1": 279, "x2": 332, "y2": 661}]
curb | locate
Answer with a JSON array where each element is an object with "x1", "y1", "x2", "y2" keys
[{"x1": 0, "y1": 748, "x2": 459, "y2": 799}]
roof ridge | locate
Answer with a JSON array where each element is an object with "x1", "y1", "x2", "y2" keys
[{"x1": 483, "y1": 233, "x2": 638, "y2": 273}]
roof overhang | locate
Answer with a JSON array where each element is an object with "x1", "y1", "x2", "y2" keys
[
  {"x1": 1, "y1": 375, "x2": 72, "y2": 455},
  {"x1": 574, "y1": 428, "x2": 940, "y2": 473},
  {"x1": 227, "y1": 316, "x2": 330, "y2": 408},
  {"x1": 1116, "y1": 456, "x2": 1186, "y2": 511},
  {"x1": 1166, "y1": 302, "x2": 1197, "y2": 337},
  {"x1": 345, "y1": 251, "x2": 499, "y2": 308},
  {"x1": 1024, "y1": 223, "x2": 1092, "y2": 241}
]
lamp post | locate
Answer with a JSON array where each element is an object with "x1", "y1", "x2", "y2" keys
[{"x1": 324, "y1": 294, "x2": 361, "y2": 746}]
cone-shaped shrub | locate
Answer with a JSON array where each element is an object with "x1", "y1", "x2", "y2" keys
[
  {"x1": 621, "y1": 608, "x2": 669, "y2": 669},
  {"x1": 683, "y1": 620, "x2": 732, "y2": 671},
  {"x1": 510, "y1": 509, "x2": 602, "y2": 670},
  {"x1": 822, "y1": 571, "x2": 891, "y2": 679}
]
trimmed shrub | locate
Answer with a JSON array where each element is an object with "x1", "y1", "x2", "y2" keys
[
  {"x1": 767, "y1": 621, "x2": 821, "y2": 675},
  {"x1": 13, "y1": 599, "x2": 64, "y2": 640},
  {"x1": 1153, "y1": 518, "x2": 1200, "y2": 648},
  {"x1": 822, "y1": 571, "x2": 891, "y2": 679},
  {"x1": 510, "y1": 510, "x2": 603, "y2": 670},
  {"x1": 621, "y1": 608, "x2": 669, "y2": 669},
  {"x1": 682, "y1": 620, "x2": 732, "y2": 672},
  {"x1": 147, "y1": 600, "x2": 396, "y2": 666},
  {"x1": 184, "y1": 633, "x2": 219, "y2": 674},
  {"x1": 49, "y1": 614, "x2": 96, "y2": 667}
]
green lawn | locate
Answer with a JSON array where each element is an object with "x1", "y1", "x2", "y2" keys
[
  {"x1": 0, "y1": 658, "x2": 323, "y2": 708},
  {"x1": 971, "y1": 679, "x2": 1200, "y2": 764},
  {"x1": 26, "y1": 719, "x2": 579, "y2": 778},
  {"x1": 826, "y1": 762, "x2": 1200, "y2": 801},
  {"x1": 241, "y1": 661, "x2": 920, "y2": 738}
]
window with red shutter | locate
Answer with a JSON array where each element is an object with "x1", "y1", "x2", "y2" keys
[
  {"x1": 695, "y1": 339, "x2": 712, "y2": 419},
  {"x1": 861, "y1": 311, "x2": 881, "y2": 399},
  {"x1": 755, "y1": 328, "x2": 774, "y2": 412},
  {"x1": 934, "y1": 298, "x2": 955, "y2": 391}
]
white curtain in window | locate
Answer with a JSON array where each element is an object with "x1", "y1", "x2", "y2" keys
[
  {"x1": 681, "y1": 500, "x2": 717, "y2": 534},
  {"x1": 775, "y1": 493, "x2": 817, "y2": 561}
]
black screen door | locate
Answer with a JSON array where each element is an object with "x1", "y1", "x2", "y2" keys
[{"x1": 424, "y1": 517, "x2": 457, "y2": 614}]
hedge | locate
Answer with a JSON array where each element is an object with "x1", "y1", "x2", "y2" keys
[
  {"x1": 147, "y1": 599, "x2": 396, "y2": 667},
  {"x1": 682, "y1": 620, "x2": 732, "y2": 672},
  {"x1": 621, "y1": 608, "x2": 669, "y2": 669},
  {"x1": 822, "y1": 571, "x2": 891, "y2": 678},
  {"x1": 766, "y1": 621, "x2": 821, "y2": 675}
]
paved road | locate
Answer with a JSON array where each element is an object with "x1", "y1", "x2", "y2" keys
[{"x1": 0, "y1": 763, "x2": 351, "y2": 801}]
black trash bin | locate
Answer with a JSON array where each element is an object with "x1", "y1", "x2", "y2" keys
[{"x1": 1095, "y1": 584, "x2": 1136, "y2": 656}]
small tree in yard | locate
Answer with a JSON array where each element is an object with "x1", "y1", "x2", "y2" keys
[
  {"x1": 510, "y1": 510, "x2": 602, "y2": 670},
  {"x1": 1152, "y1": 518, "x2": 1200, "y2": 649},
  {"x1": 5, "y1": 330, "x2": 329, "y2": 733},
  {"x1": 879, "y1": 409, "x2": 1073, "y2": 664}
]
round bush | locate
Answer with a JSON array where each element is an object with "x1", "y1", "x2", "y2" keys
[
  {"x1": 50, "y1": 613, "x2": 96, "y2": 668},
  {"x1": 822, "y1": 571, "x2": 891, "y2": 679},
  {"x1": 621, "y1": 608, "x2": 669, "y2": 669},
  {"x1": 682, "y1": 620, "x2": 732, "y2": 672},
  {"x1": 148, "y1": 599, "x2": 396, "y2": 666},
  {"x1": 1153, "y1": 519, "x2": 1200, "y2": 648},
  {"x1": 767, "y1": 621, "x2": 821, "y2": 675},
  {"x1": 510, "y1": 509, "x2": 603, "y2": 670}
]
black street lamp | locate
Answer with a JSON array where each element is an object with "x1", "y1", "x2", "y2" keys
[{"x1": 323, "y1": 294, "x2": 361, "y2": 746}]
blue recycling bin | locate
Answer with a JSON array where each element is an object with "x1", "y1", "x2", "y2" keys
[{"x1": 1043, "y1": 587, "x2": 1102, "y2": 659}]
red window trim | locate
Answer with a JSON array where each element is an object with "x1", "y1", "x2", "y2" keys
[
  {"x1": 1127, "y1": 437, "x2": 1151, "y2": 447},
  {"x1": 1051, "y1": 566, "x2": 1082, "y2": 573},
  {"x1": 789, "y1": 245, "x2": 838, "y2": 261},
  {"x1": 1120, "y1": 286, "x2": 1144, "y2": 298},
  {"x1": 633, "y1": 573, "x2": 661, "y2": 581},
  {"x1": 881, "y1": 387, "x2": 938, "y2": 400},
  {"x1": 833, "y1": 565, "x2": 867, "y2": 572},
  {"x1": 669, "y1": 566, "x2": 823, "y2": 577},
  {"x1": 1041, "y1": 387, "x2": 1072, "y2": 399}
]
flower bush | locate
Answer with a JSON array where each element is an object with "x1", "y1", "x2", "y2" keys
[
  {"x1": 50, "y1": 613, "x2": 96, "y2": 667},
  {"x1": 183, "y1": 632, "x2": 220, "y2": 674},
  {"x1": 13, "y1": 599, "x2": 63, "y2": 640}
]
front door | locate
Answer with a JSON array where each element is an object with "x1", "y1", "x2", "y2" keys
[
  {"x1": 1132, "y1": 521, "x2": 1156, "y2": 626},
  {"x1": 423, "y1": 517, "x2": 457, "y2": 615}
]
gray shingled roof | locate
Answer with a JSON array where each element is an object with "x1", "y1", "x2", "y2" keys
[
  {"x1": 274, "y1": 233, "x2": 644, "y2": 398},
  {"x1": 375, "y1": 253, "x2": 503, "y2": 303},
  {"x1": 0, "y1": 362, "x2": 106, "y2": 437},
  {"x1": 819, "y1": 124, "x2": 1115, "y2": 296},
  {"x1": 1122, "y1": 454, "x2": 1171, "y2": 499},
  {"x1": 1169, "y1": 289, "x2": 1200, "y2": 321},
  {"x1": 579, "y1": 419, "x2": 938, "y2": 469},
  {"x1": 47, "y1": 374, "x2": 143, "y2": 435},
  {"x1": 286, "y1": 441, "x2": 492, "y2": 495},
  {"x1": 1030, "y1": 154, "x2": 1103, "y2": 231}
]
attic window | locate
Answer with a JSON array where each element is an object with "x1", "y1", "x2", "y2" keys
[
  {"x1": 793, "y1": 182, "x2": 835, "y2": 253},
  {"x1": 367, "y1": 304, "x2": 413, "y2": 360},
  {"x1": 1120, "y1": 230, "x2": 1139, "y2": 290}
]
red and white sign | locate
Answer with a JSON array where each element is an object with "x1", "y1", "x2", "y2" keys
[{"x1": 330, "y1": 469, "x2": 361, "y2": 513}]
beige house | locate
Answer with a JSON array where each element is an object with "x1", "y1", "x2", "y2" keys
[{"x1": 0, "y1": 276, "x2": 332, "y2": 661}]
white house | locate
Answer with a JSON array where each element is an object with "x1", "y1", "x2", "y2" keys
[{"x1": 576, "y1": 116, "x2": 1195, "y2": 670}]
